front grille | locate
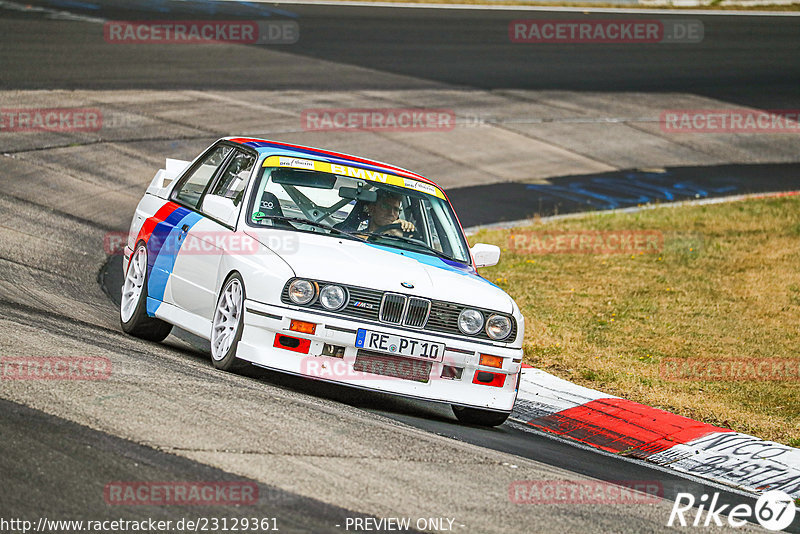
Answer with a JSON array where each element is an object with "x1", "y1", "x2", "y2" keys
[
  {"x1": 403, "y1": 297, "x2": 430, "y2": 328},
  {"x1": 280, "y1": 279, "x2": 516, "y2": 342},
  {"x1": 379, "y1": 293, "x2": 406, "y2": 324},
  {"x1": 354, "y1": 350, "x2": 432, "y2": 383},
  {"x1": 426, "y1": 301, "x2": 461, "y2": 336},
  {"x1": 345, "y1": 286, "x2": 382, "y2": 321}
]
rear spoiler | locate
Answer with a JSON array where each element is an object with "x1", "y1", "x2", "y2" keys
[{"x1": 145, "y1": 158, "x2": 190, "y2": 199}]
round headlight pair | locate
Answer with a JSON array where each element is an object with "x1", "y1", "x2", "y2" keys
[
  {"x1": 288, "y1": 279, "x2": 316, "y2": 305},
  {"x1": 287, "y1": 279, "x2": 346, "y2": 310},
  {"x1": 319, "y1": 285, "x2": 346, "y2": 310},
  {"x1": 485, "y1": 314, "x2": 512, "y2": 340},
  {"x1": 458, "y1": 309, "x2": 484, "y2": 335},
  {"x1": 457, "y1": 308, "x2": 512, "y2": 340}
]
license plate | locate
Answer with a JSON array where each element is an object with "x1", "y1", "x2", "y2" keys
[{"x1": 355, "y1": 329, "x2": 444, "y2": 362}]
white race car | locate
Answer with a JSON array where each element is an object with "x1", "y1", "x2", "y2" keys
[{"x1": 121, "y1": 137, "x2": 524, "y2": 426}]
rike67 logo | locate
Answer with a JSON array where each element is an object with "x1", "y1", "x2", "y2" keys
[{"x1": 668, "y1": 490, "x2": 796, "y2": 531}]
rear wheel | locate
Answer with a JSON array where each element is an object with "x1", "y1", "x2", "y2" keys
[
  {"x1": 210, "y1": 273, "x2": 246, "y2": 371},
  {"x1": 452, "y1": 405, "x2": 510, "y2": 427},
  {"x1": 120, "y1": 242, "x2": 173, "y2": 342}
]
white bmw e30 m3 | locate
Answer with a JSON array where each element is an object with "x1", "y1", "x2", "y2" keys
[{"x1": 121, "y1": 137, "x2": 524, "y2": 426}]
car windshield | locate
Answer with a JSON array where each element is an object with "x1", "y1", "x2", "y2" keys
[{"x1": 247, "y1": 163, "x2": 472, "y2": 264}]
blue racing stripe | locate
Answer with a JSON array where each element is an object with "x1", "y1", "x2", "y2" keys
[
  {"x1": 365, "y1": 243, "x2": 498, "y2": 287},
  {"x1": 146, "y1": 209, "x2": 203, "y2": 315}
]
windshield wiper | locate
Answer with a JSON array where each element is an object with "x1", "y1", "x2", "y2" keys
[
  {"x1": 359, "y1": 231, "x2": 460, "y2": 263},
  {"x1": 252, "y1": 214, "x2": 364, "y2": 241}
]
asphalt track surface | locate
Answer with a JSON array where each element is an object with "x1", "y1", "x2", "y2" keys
[
  {"x1": 1, "y1": 1, "x2": 799, "y2": 533},
  {"x1": 1, "y1": 398, "x2": 403, "y2": 533},
  {"x1": 450, "y1": 162, "x2": 800, "y2": 227},
  {"x1": 3, "y1": 0, "x2": 800, "y2": 107}
]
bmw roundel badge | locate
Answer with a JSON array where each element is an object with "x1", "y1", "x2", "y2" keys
[{"x1": 401, "y1": 282, "x2": 414, "y2": 289}]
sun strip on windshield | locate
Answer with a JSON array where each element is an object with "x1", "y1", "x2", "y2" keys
[{"x1": 262, "y1": 155, "x2": 445, "y2": 199}]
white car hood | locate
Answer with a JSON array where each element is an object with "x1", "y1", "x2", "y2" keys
[{"x1": 245, "y1": 229, "x2": 513, "y2": 313}]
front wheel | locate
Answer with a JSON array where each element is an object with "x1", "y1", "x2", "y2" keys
[
  {"x1": 210, "y1": 273, "x2": 247, "y2": 371},
  {"x1": 120, "y1": 242, "x2": 173, "y2": 342},
  {"x1": 452, "y1": 405, "x2": 510, "y2": 427}
]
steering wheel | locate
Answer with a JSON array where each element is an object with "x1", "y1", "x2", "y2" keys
[{"x1": 371, "y1": 223, "x2": 423, "y2": 241}]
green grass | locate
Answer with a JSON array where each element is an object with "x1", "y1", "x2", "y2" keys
[{"x1": 472, "y1": 196, "x2": 800, "y2": 445}]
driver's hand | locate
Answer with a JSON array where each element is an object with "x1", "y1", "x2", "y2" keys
[{"x1": 396, "y1": 219, "x2": 415, "y2": 232}]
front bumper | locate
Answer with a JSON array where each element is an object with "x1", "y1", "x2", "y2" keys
[{"x1": 238, "y1": 299, "x2": 523, "y2": 412}]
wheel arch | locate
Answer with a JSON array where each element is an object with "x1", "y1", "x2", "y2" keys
[
  {"x1": 217, "y1": 252, "x2": 293, "y2": 307},
  {"x1": 218, "y1": 269, "x2": 245, "y2": 296}
]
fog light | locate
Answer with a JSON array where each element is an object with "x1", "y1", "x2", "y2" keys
[
  {"x1": 273, "y1": 334, "x2": 311, "y2": 354},
  {"x1": 472, "y1": 370, "x2": 506, "y2": 388}
]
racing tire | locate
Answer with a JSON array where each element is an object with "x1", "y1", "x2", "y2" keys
[
  {"x1": 452, "y1": 405, "x2": 510, "y2": 427},
  {"x1": 120, "y1": 242, "x2": 173, "y2": 342},
  {"x1": 210, "y1": 272, "x2": 247, "y2": 372}
]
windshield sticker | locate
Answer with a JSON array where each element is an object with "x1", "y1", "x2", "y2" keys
[
  {"x1": 262, "y1": 155, "x2": 444, "y2": 199},
  {"x1": 277, "y1": 157, "x2": 315, "y2": 170},
  {"x1": 405, "y1": 179, "x2": 436, "y2": 196}
]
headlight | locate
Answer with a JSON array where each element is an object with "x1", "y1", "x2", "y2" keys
[
  {"x1": 288, "y1": 279, "x2": 316, "y2": 305},
  {"x1": 319, "y1": 285, "x2": 346, "y2": 310},
  {"x1": 486, "y1": 314, "x2": 512, "y2": 340},
  {"x1": 458, "y1": 309, "x2": 484, "y2": 335}
]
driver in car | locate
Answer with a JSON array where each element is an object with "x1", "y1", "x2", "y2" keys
[{"x1": 364, "y1": 190, "x2": 415, "y2": 236}]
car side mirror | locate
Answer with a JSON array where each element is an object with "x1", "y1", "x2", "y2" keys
[
  {"x1": 471, "y1": 243, "x2": 501, "y2": 268},
  {"x1": 202, "y1": 195, "x2": 238, "y2": 227}
]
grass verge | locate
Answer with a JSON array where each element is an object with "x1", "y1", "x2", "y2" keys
[{"x1": 473, "y1": 196, "x2": 800, "y2": 445}]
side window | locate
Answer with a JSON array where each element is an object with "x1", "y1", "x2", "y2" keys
[
  {"x1": 423, "y1": 202, "x2": 446, "y2": 253},
  {"x1": 207, "y1": 150, "x2": 256, "y2": 207},
  {"x1": 173, "y1": 145, "x2": 233, "y2": 208}
]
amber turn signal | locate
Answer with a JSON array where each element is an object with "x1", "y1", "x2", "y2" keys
[
  {"x1": 289, "y1": 319, "x2": 316, "y2": 335},
  {"x1": 479, "y1": 354, "x2": 504, "y2": 369}
]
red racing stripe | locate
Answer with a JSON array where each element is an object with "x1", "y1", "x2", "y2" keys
[
  {"x1": 135, "y1": 201, "x2": 180, "y2": 246},
  {"x1": 230, "y1": 137, "x2": 430, "y2": 182},
  {"x1": 527, "y1": 397, "x2": 732, "y2": 458}
]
